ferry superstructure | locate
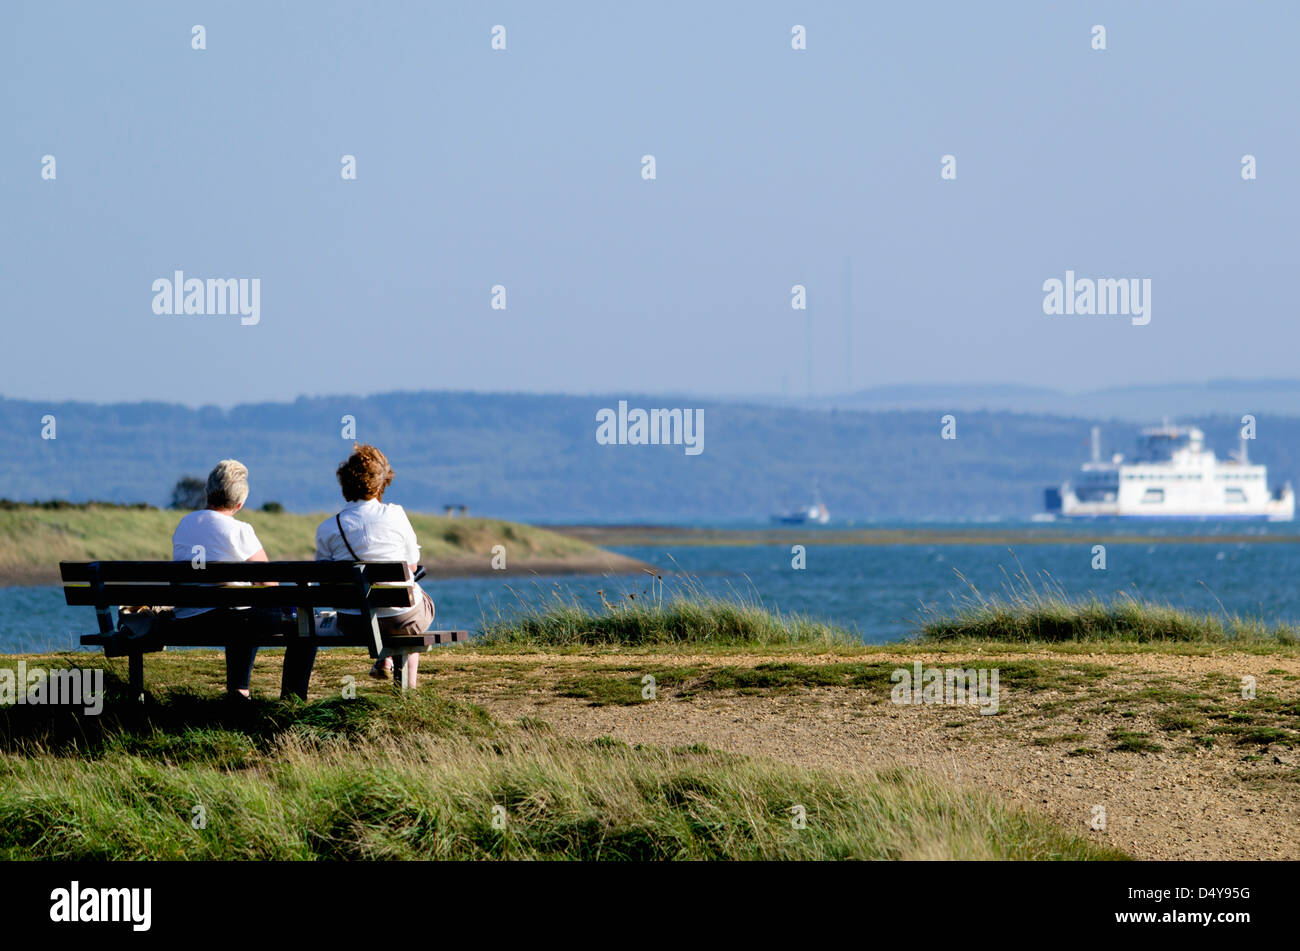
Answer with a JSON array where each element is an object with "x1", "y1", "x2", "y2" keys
[{"x1": 1045, "y1": 424, "x2": 1294, "y2": 521}]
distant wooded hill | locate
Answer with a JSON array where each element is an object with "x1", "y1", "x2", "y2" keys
[
  {"x1": 3, "y1": 391, "x2": 1297, "y2": 521},
  {"x1": 784, "y1": 378, "x2": 1300, "y2": 422}
]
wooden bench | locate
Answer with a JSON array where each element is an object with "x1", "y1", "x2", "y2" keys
[{"x1": 61, "y1": 560, "x2": 468, "y2": 699}]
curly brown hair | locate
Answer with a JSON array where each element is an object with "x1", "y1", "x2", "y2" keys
[{"x1": 336, "y1": 444, "x2": 395, "y2": 502}]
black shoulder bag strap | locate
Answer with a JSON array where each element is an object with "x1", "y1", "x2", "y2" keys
[{"x1": 336, "y1": 513, "x2": 361, "y2": 561}]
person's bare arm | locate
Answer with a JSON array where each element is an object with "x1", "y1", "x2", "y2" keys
[{"x1": 400, "y1": 509, "x2": 421, "y2": 576}]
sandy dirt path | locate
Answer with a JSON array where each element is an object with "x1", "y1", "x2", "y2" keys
[{"x1": 430, "y1": 650, "x2": 1300, "y2": 860}]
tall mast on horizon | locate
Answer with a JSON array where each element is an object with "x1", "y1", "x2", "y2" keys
[{"x1": 843, "y1": 256, "x2": 853, "y2": 395}]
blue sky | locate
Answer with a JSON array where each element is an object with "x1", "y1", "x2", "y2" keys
[{"x1": 2, "y1": 1, "x2": 1297, "y2": 405}]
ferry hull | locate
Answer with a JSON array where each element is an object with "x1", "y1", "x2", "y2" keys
[
  {"x1": 1048, "y1": 485, "x2": 1295, "y2": 522},
  {"x1": 1058, "y1": 512, "x2": 1287, "y2": 521}
]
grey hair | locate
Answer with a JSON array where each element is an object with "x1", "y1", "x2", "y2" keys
[{"x1": 206, "y1": 459, "x2": 250, "y2": 509}]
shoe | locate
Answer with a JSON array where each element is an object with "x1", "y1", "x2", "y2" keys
[{"x1": 368, "y1": 660, "x2": 393, "y2": 680}]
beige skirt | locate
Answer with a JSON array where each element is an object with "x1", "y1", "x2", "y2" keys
[{"x1": 338, "y1": 588, "x2": 435, "y2": 639}]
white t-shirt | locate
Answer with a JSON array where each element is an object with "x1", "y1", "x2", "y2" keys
[
  {"x1": 171, "y1": 510, "x2": 265, "y2": 619},
  {"x1": 315, "y1": 499, "x2": 421, "y2": 616}
]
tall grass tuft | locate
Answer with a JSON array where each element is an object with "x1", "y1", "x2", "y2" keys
[
  {"x1": 478, "y1": 577, "x2": 858, "y2": 648},
  {"x1": 919, "y1": 567, "x2": 1300, "y2": 645}
]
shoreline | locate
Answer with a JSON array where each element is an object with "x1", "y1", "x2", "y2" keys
[
  {"x1": 0, "y1": 506, "x2": 656, "y2": 588},
  {"x1": 548, "y1": 523, "x2": 1300, "y2": 547},
  {"x1": 420, "y1": 551, "x2": 654, "y2": 579},
  {"x1": 0, "y1": 551, "x2": 655, "y2": 588}
]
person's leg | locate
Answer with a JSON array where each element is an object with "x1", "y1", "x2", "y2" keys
[
  {"x1": 370, "y1": 647, "x2": 394, "y2": 678},
  {"x1": 280, "y1": 641, "x2": 318, "y2": 701},
  {"x1": 389, "y1": 591, "x2": 434, "y2": 689},
  {"x1": 345, "y1": 591, "x2": 435, "y2": 683},
  {"x1": 226, "y1": 643, "x2": 257, "y2": 697},
  {"x1": 248, "y1": 606, "x2": 316, "y2": 700},
  {"x1": 174, "y1": 609, "x2": 251, "y2": 698},
  {"x1": 224, "y1": 614, "x2": 258, "y2": 697},
  {"x1": 202, "y1": 609, "x2": 256, "y2": 698}
]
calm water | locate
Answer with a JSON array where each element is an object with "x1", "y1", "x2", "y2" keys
[{"x1": 7, "y1": 521, "x2": 1300, "y2": 651}]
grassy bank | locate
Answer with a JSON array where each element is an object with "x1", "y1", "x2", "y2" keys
[
  {"x1": 0, "y1": 504, "x2": 637, "y2": 584},
  {"x1": 0, "y1": 669, "x2": 1125, "y2": 860},
  {"x1": 918, "y1": 572, "x2": 1300, "y2": 647},
  {"x1": 479, "y1": 587, "x2": 857, "y2": 648}
]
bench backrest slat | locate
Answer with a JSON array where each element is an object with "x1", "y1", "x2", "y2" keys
[
  {"x1": 61, "y1": 561, "x2": 415, "y2": 612},
  {"x1": 63, "y1": 583, "x2": 415, "y2": 610},
  {"x1": 60, "y1": 561, "x2": 409, "y2": 585}
]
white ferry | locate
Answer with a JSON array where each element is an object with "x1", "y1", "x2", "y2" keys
[{"x1": 1045, "y1": 424, "x2": 1294, "y2": 521}]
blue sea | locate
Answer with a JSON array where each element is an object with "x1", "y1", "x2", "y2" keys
[{"x1": 6, "y1": 520, "x2": 1300, "y2": 652}]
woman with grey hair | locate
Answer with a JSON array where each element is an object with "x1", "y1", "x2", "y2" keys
[{"x1": 171, "y1": 459, "x2": 317, "y2": 700}]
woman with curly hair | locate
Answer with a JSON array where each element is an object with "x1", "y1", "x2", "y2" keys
[{"x1": 315, "y1": 444, "x2": 435, "y2": 685}]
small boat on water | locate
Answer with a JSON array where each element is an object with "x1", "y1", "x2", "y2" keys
[{"x1": 772, "y1": 486, "x2": 830, "y2": 525}]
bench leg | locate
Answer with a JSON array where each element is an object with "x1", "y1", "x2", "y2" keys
[
  {"x1": 391, "y1": 651, "x2": 408, "y2": 692},
  {"x1": 128, "y1": 652, "x2": 144, "y2": 703}
]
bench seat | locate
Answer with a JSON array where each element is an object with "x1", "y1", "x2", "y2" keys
[{"x1": 79, "y1": 629, "x2": 469, "y2": 655}]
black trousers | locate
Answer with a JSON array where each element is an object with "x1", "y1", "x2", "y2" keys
[{"x1": 172, "y1": 607, "x2": 318, "y2": 699}]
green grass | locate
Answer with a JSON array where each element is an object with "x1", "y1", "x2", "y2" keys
[
  {"x1": 919, "y1": 568, "x2": 1300, "y2": 646},
  {"x1": 1154, "y1": 711, "x2": 1200, "y2": 732},
  {"x1": 554, "y1": 663, "x2": 893, "y2": 705},
  {"x1": 0, "y1": 673, "x2": 1127, "y2": 861},
  {"x1": 1032, "y1": 733, "x2": 1088, "y2": 746},
  {"x1": 1107, "y1": 729, "x2": 1163, "y2": 753},
  {"x1": 512, "y1": 658, "x2": 1115, "y2": 706},
  {"x1": 555, "y1": 673, "x2": 649, "y2": 706}
]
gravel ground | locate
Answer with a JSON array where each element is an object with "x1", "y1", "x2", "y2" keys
[{"x1": 433, "y1": 650, "x2": 1300, "y2": 860}]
